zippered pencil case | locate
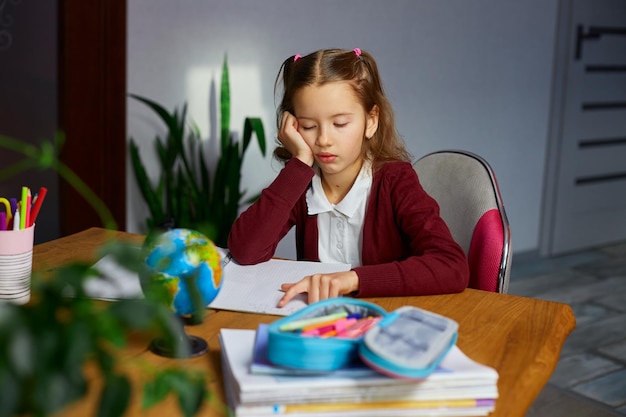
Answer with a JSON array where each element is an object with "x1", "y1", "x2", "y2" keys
[
  {"x1": 267, "y1": 298, "x2": 387, "y2": 371},
  {"x1": 267, "y1": 299, "x2": 458, "y2": 378}
]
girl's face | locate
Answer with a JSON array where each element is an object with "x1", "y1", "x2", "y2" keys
[{"x1": 293, "y1": 81, "x2": 379, "y2": 180}]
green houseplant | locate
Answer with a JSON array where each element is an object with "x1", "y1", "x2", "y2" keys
[
  {"x1": 129, "y1": 55, "x2": 266, "y2": 247},
  {"x1": 0, "y1": 133, "x2": 211, "y2": 417}
]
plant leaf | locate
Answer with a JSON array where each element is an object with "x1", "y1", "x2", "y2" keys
[
  {"x1": 198, "y1": 146, "x2": 211, "y2": 217},
  {"x1": 220, "y1": 54, "x2": 231, "y2": 152},
  {"x1": 142, "y1": 372, "x2": 171, "y2": 410},
  {"x1": 97, "y1": 374, "x2": 131, "y2": 417},
  {"x1": 37, "y1": 139, "x2": 56, "y2": 168},
  {"x1": 94, "y1": 312, "x2": 126, "y2": 349},
  {"x1": 0, "y1": 368, "x2": 19, "y2": 417},
  {"x1": 33, "y1": 371, "x2": 86, "y2": 416},
  {"x1": 108, "y1": 299, "x2": 159, "y2": 330},
  {"x1": 176, "y1": 376, "x2": 206, "y2": 417},
  {"x1": 242, "y1": 117, "x2": 266, "y2": 156},
  {"x1": 130, "y1": 94, "x2": 179, "y2": 137},
  {"x1": 61, "y1": 321, "x2": 92, "y2": 377},
  {"x1": 129, "y1": 138, "x2": 164, "y2": 224},
  {"x1": 7, "y1": 326, "x2": 34, "y2": 378}
]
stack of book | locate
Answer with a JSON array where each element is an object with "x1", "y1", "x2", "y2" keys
[{"x1": 219, "y1": 325, "x2": 498, "y2": 417}]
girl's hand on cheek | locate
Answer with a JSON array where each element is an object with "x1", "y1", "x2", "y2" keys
[
  {"x1": 279, "y1": 111, "x2": 314, "y2": 166},
  {"x1": 277, "y1": 271, "x2": 359, "y2": 307}
]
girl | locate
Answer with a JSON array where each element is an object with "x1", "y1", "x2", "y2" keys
[{"x1": 228, "y1": 48, "x2": 469, "y2": 308}]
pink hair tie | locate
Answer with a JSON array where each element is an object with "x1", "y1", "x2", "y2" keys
[
  {"x1": 294, "y1": 54, "x2": 302, "y2": 62},
  {"x1": 353, "y1": 48, "x2": 362, "y2": 57}
]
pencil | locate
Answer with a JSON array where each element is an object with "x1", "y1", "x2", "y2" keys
[{"x1": 29, "y1": 187, "x2": 48, "y2": 227}]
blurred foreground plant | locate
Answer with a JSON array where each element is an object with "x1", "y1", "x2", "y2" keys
[{"x1": 0, "y1": 134, "x2": 210, "y2": 417}]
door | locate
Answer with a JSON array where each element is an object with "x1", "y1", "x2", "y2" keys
[
  {"x1": 57, "y1": 0, "x2": 127, "y2": 236},
  {"x1": 541, "y1": 0, "x2": 626, "y2": 256}
]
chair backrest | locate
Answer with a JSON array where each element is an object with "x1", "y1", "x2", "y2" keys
[{"x1": 413, "y1": 150, "x2": 511, "y2": 293}]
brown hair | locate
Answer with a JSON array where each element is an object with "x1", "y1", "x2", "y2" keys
[{"x1": 273, "y1": 48, "x2": 412, "y2": 166}]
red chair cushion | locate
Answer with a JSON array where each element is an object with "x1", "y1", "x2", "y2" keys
[{"x1": 468, "y1": 209, "x2": 504, "y2": 292}]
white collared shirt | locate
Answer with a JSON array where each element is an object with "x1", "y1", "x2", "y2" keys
[{"x1": 306, "y1": 161, "x2": 373, "y2": 267}]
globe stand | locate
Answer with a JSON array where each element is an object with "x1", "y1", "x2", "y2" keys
[
  {"x1": 148, "y1": 316, "x2": 208, "y2": 358},
  {"x1": 148, "y1": 335, "x2": 208, "y2": 358},
  {"x1": 181, "y1": 312, "x2": 204, "y2": 326}
]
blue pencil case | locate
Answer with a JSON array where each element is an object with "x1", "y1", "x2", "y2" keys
[
  {"x1": 267, "y1": 298, "x2": 387, "y2": 371},
  {"x1": 267, "y1": 299, "x2": 458, "y2": 379}
]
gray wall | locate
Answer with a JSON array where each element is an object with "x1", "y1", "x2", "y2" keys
[
  {"x1": 0, "y1": 0, "x2": 58, "y2": 244},
  {"x1": 127, "y1": 0, "x2": 559, "y2": 256}
]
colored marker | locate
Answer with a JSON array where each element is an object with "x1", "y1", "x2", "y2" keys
[
  {"x1": 0, "y1": 212, "x2": 5, "y2": 231},
  {"x1": 25, "y1": 189, "x2": 31, "y2": 229},
  {"x1": 300, "y1": 316, "x2": 351, "y2": 333},
  {"x1": 29, "y1": 186, "x2": 47, "y2": 226},
  {"x1": 8, "y1": 198, "x2": 17, "y2": 229},
  {"x1": 9, "y1": 198, "x2": 17, "y2": 216},
  {"x1": 300, "y1": 317, "x2": 359, "y2": 337},
  {"x1": 336, "y1": 316, "x2": 381, "y2": 338},
  {"x1": 20, "y1": 187, "x2": 28, "y2": 229},
  {"x1": 320, "y1": 318, "x2": 358, "y2": 338},
  {"x1": 13, "y1": 209, "x2": 20, "y2": 231},
  {"x1": 0, "y1": 198, "x2": 11, "y2": 229},
  {"x1": 279, "y1": 312, "x2": 349, "y2": 332}
]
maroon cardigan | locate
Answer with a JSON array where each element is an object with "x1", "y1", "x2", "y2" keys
[{"x1": 228, "y1": 158, "x2": 469, "y2": 297}]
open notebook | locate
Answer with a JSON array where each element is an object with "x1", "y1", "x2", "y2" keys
[{"x1": 86, "y1": 251, "x2": 351, "y2": 316}]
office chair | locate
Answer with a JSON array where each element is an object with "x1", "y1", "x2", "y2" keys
[{"x1": 414, "y1": 150, "x2": 511, "y2": 293}]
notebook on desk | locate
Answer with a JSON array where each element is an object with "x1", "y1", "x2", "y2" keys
[{"x1": 87, "y1": 253, "x2": 351, "y2": 316}]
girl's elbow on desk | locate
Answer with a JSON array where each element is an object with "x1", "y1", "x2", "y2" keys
[{"x1": 227, "y1": 248, "x2": 272, "y2": 266}]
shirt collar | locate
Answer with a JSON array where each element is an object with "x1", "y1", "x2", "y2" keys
[{"x1": 306, "y1": 161, "x2": 372, "y2": 217}]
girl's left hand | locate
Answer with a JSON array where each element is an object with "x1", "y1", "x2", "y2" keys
[
  {"x1": 278, "y1": 111, "x2": 314, "y2": 166},
  {"x1": 277, "y1": 271, "x2": 359, "y2": 307}
]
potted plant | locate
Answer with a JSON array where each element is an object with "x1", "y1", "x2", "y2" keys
[
  {"x1": 0, "y1": 133, "x2": 210, "y2": 417},
  {"x1": 129, "y1": 55, "x2": 266, "y2": 247}
]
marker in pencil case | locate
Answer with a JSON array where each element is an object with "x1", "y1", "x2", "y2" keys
[
  {"x1": 279, "y1": 311, "x2": 349, "y2": 332},
  {"x1": 336, "y1": 316, "x2": 382, "y2": 338},
  {"x1": 299, "y1": 316, "x2": 353, "y2": 333},
  {"x1": 319, "y1": 317, "x2": 358, "y2": 338},
  {"x1": 301, "y1": 317, "x2": 357, "y2": 337}
]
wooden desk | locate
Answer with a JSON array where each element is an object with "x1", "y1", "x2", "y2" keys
[{"x1": 34, "y1": 228, "x2": 575, "y2": 417}]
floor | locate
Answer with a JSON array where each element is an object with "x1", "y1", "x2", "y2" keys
[{"x1": 507, "y1": 241, "x2": 626, "y2": 417}]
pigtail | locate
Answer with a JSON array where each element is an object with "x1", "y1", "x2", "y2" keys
[{"x1": 273, "y1": 55, "x2": 300, "y2": 163}]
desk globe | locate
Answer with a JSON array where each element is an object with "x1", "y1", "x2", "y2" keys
[{"x1": 142, "y1": 228, "x2": 223, "y2": 357}]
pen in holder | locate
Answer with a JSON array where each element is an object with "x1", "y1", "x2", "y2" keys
[
  {"x1": 140, "y1": 228, "x2": 224, "y2": 358},
  {"x1": 0, "y1": 224, "x2": 35, "y2": 305}
]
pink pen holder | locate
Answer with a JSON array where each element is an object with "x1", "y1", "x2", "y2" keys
[{"x1": 0, "y1": 224, "x2": 35, "y2": 304}]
